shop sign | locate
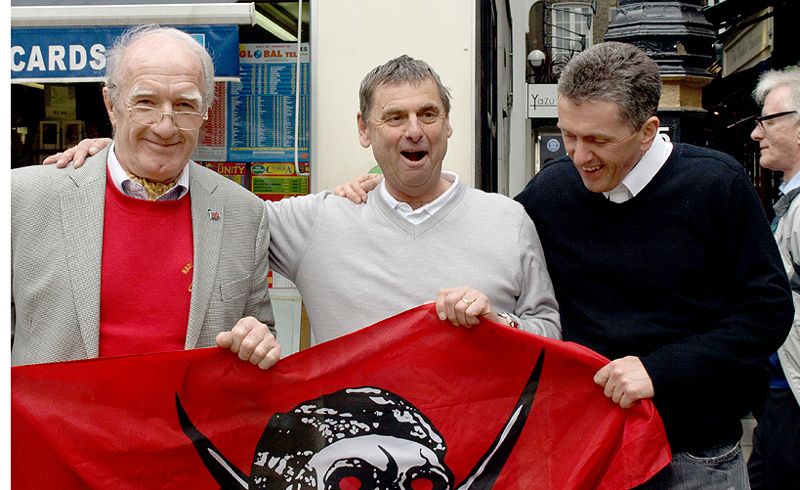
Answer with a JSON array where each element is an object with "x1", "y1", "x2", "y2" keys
[
  {"x1": 722, "y1": 18, "x2": 772, "y2": 77},
  {"x1": 11, "y1": 25, "x2": 240, "y2": 82},
  {"x1": 527, "y1": 84, "x2": 558, "y2": 118},
  {"x1": 226, "y1": 43, "x2": 310, "y2": 163}
]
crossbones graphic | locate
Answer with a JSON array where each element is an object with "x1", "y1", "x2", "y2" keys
[{"x1": 177, "y1": 350, "x2": 545, "y2": 489}]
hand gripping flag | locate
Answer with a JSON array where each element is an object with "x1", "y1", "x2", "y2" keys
[{"x1": 12, "y1": 304, "x2": 670, "y2": 489}]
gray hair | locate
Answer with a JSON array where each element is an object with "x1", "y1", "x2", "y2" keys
[
  {"x1": 754, "y1": 66, "x2": 800, "y2": 114},
  {"x1": 558, "y1": 42, "x2": 661, "y2": 129},
  {"x1": 359, "y1": 55, "x2": 451, "y2": 120},
  {"x1": 104, "y1": 24, "x2": 215, "y2": 111}
]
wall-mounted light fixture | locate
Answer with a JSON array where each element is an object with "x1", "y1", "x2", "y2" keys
[{"x1": 527, "y1": 49, "x2": 546, "y2": 68}]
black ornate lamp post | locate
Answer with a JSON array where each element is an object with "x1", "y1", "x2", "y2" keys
[{"x1": 605, "y1": 0, "x2": 716, "y2": 144}]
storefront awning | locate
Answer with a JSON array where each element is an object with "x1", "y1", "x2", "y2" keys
[{"x1": 11, "y1": 3, "x2": 255, "y2": 83}]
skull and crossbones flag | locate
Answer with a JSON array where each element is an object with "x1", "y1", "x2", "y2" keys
[{"x1": 12, "y1": 304, "x2": 670, "y2": 489}]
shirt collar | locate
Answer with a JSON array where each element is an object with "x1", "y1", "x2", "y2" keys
[
  {"x1": 603, "y1": 134, "x2": 673, "y2": 202},
  {"x1": 107, "y1": 141, "x2": 190, "y2": 200},
  {"x1": 780, "y1": 171, "x2": 800, "y2": 195},
  {"x1": 379, "y1": 171, "x2": 460, "y2": 224}
]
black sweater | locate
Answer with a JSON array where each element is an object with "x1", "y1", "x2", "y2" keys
[{"x1": 516, "y1": 143, "x2": 792, "y2": 452}]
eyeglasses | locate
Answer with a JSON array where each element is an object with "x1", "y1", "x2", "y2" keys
[
  {"x1": 125, "y1": 104, "x2": 208, "y2": 130},
  {"x1": 754, "y1": 111, "x2": 797, "y2": 130}
]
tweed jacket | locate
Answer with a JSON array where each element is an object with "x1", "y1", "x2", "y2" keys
[{"x1": 11, "y1": 147, "x2": 273, "y2": 366}]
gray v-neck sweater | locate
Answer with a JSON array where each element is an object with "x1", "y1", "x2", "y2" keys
[{"x1": 266, "y1": 181, "x2": 560, "y2": 344}]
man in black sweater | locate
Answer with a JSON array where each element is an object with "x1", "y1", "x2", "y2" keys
[{"x1": 515, "y1": 42, "x2": 792, "y2": 489}]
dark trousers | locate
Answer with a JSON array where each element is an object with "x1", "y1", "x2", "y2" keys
[
  {"x1": 636, "y1": 442, "x2": 749, "y2": 490},
  {"x1": 748, "y1": 388, "x2": 800, "y2": 490}
]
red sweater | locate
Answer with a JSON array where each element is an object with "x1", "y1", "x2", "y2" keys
[{"x1": 99, "y1": 176, "x2": 194, "y2": 357}]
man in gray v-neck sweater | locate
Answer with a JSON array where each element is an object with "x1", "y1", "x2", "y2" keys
[
  {"x1": 266, "y1": 170, "x2": 559, "y2": 344},
  {"x1": 265, "y1": 55, "x2": 559, "y2": 344}
]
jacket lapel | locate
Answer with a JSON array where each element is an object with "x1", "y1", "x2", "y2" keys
[
  {"x1": 185, "y1": 163, "x2": 224, "y2": 349},
  {"x1": 60, "y1": 149, "x2": 110, "y2": 358}
]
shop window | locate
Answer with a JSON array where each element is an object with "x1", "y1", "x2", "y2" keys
[{"x1": 547, "y1": 2, "x2": 593, "y2": 56}]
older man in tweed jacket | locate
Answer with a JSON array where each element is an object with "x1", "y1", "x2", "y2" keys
[{"x1": 11, "y1": 25, "x2": 279, "y2": 368}]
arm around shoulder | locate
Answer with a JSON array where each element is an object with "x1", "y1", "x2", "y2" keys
[{"x1": 262, "y1": 192, "x2": 331, "y2": 282}]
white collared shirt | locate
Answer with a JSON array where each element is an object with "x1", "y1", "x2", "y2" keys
[
  {"x1": 107, "y1": 141, "x2": 190, "y2": 201},
  {"x1": 379, "y1": 171, "x2": 460, "y2": 224},
  {"x1": 603, "y1": 134, "x2": 673, "y2": 203}
]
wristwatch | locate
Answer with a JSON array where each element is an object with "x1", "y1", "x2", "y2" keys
[{"x1": 496, "y1": 311, "x2": 519, "y2": 329}]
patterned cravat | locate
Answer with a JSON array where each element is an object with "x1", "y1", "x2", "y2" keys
[{"x1": 125, "y1": 173, "x2": 180, "y2": 201}]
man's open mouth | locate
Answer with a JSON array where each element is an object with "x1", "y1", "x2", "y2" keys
[{"x1": 402, "y1": 151, "x2": 428, "y2": 161}]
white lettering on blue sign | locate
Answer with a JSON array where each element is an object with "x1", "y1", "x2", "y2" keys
[{"x1": 11, "y1": 44, "x2": 106, "y2": 73}]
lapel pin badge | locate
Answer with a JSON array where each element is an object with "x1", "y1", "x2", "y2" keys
[{"x1": 208, "y1": 210, "x2": 221, "y2": 221}]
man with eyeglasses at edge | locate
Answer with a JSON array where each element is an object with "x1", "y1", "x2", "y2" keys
[
  {"x1": 11, "y1": 25, "x2": 280, "y2": 368},
  {"x1": 513, "y1": 42, "x2": 792, "y2": 488},
  {"x1": 746, "y1": 66, "x2": 800, "y2": 490}
]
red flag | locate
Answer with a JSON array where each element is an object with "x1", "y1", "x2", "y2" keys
[{"x1": 12, "y1": 304, "x2": 670, "y2": 489}]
